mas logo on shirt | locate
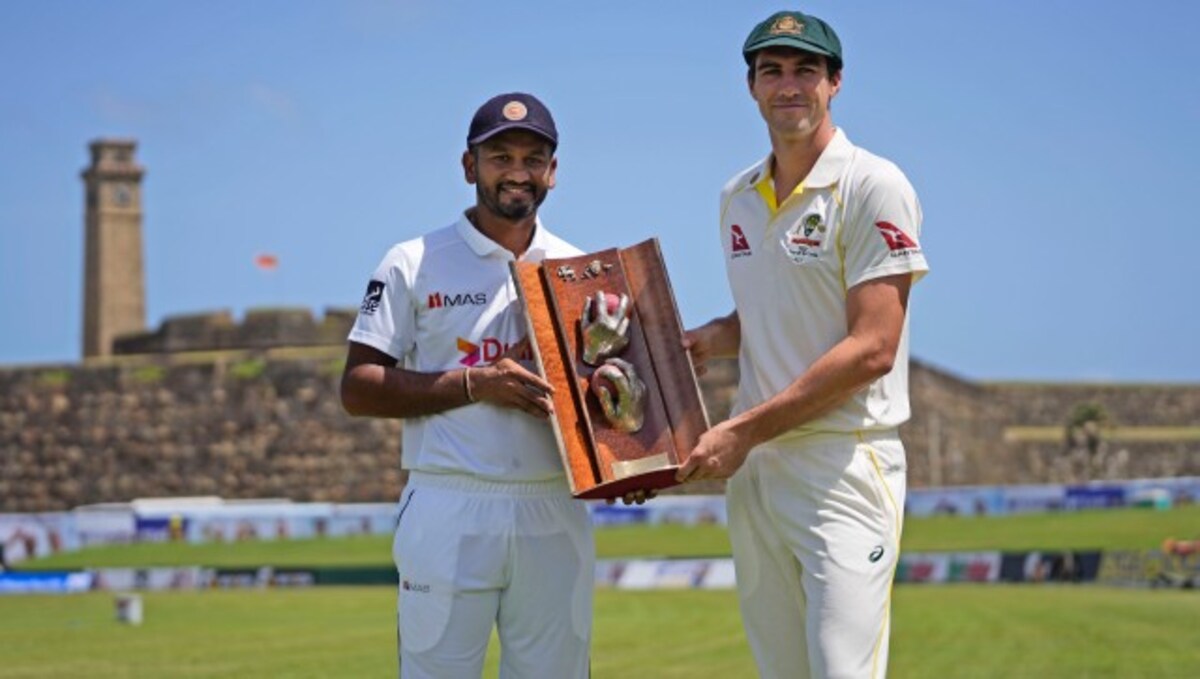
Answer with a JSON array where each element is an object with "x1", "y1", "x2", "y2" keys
[
  {"x1": 428, "y1": 291, "x2": 487, "y2": 309},
  {"x1": 457, "y1": 336, "x2": 531, "y2": 366},
  {"x1": 783, "y1": 213, "x2": 825, "y2": 264},
  {"x1": 730, "y1": 224, "x2": 752, "y2": 259},
  {"x1": 360, "y1": 280, "x2": 385, "y2": 315},
  {"x1": 874, "y1": 221, "x2": 921, "y2": 257}
]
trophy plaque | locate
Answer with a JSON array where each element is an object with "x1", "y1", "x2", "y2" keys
[{"x1": 511, "y1": 238, "x2": 710, "y2": 500}]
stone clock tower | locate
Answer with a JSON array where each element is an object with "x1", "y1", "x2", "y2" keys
[{"x1": 81, "y1": 139, "x2": 146, "y2": 358}]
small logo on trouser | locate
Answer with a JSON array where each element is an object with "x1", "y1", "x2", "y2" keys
[
  {"x1": 402, "y1": 579, "x2": 430, "y2": 593},
  {"x1": 869, "y1": 546, "x2": 885, "y2": 563}
]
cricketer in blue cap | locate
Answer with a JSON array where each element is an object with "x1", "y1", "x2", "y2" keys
[{"x1": 341, "y1": 90, "x2": 612, "y2": 678}]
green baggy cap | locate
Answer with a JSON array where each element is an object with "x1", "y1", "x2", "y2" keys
[{"x1": 743, "y1": 11, "x2": 842, "y2": 70}]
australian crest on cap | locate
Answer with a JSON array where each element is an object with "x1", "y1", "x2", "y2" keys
[
  {"x1": 502, "y1": 101, "x2": 528, "y2": 121},
  {"x1": 770, "y1": 15, "x2": 804, "y2": 35}
]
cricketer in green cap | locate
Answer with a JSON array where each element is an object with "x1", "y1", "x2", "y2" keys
[
  {"x1": 674, "y1": 6, "x2": 929, "y2": 679},
  {"x1": 742, "y1": 10, "x2": 842, "y2": 72}
]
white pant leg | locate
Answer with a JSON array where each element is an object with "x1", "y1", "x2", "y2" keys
[
  {"x1": 393, "y1": 474, "x2": 593, "y2": 679},
  {"x1": 498, "y1": 494, "x2": 593, "y2": 679},
  {"x1": 727, "y1": 454, "x2": 812, "y2": 679},
  {"x1": 734, "y1": 433, "x2": 906, "y2": 679},
  {"x1": 393, "y1": 482, "x2": 505, "y2": 679}
]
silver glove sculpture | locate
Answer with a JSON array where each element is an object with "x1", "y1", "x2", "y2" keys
[
  {"x1": 590, "y1": 357, "x2": 646, "y2": 433},
  {"x1": 580, "y1": 291, "x2": 631, "y2": 366}
]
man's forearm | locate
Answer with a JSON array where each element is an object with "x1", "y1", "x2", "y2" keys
[
  {"x1": 723, "y1": 332, "x2": 895, "y2": 448},
  {"x1": 341, "y1": 363, "x2": 471, "y2": 419}
]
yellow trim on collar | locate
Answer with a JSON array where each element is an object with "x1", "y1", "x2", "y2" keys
[{"x1": 753, "y1": 164, "x2": 805, "y2": 216}]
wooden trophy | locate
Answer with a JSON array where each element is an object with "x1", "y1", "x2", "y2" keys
[{"x1": 511, "y1": 238, "x2": 709, "y2": 500}]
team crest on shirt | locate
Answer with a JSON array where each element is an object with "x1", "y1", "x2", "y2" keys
[
  {"x1": 783, "y1": 213, "x2": 825, "y2": 264},
  {"x1": 360, "y1": 280, "x2": 385, "y2": 314}
]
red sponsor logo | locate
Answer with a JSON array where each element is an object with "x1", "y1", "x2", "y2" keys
[
  {"x1": 731, "y1": 225, "x2": 750, "y2": 253},
  {"x1": 964, "y1": 561, "x2": 993, "y2": 582},
  {"x1": 874, "y1": 221, "x2": 919, "y2": 251},
  {"x1": 790, "y1": 237, "x2": 821, "y2": 247},
  {"x1": 908, "y1": 561, "x2": 936, "y2": 582},
  {"x1": 429, "y1": 291, "x2": 487, "y2": 309}
]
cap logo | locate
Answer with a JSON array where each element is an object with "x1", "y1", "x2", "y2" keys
[
  {"x1": 502, "y1": 101, "x2": 528, "y2": 121},
  {"x1": 770, "y1": 15, "x2": 804, "y2": 36}
]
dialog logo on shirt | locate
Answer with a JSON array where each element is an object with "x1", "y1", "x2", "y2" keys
[
  {"x1": 874, "y1": 221, "x2": 921, "y2": 256},
  {"x1": 730, "y1": 225, "x2": 752, "y2": 259},
  {"x1": 360, "y1": 280, "x2": 385, "y2": 315},
  {"x1": 457, "y1": 337, "x2": 532, "y2": 366},
  {"x1": 428, "y1": 291, "x2": 487, "y2": 309}
]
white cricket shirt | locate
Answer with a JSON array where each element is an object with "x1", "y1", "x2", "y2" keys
[
  {"x1": 720, "y1": 128, "x2": 929, "y2": 438},
  {"x1": 349, "y1": 214, "x2": 583, "y2": 481}
]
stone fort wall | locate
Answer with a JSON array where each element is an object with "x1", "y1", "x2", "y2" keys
[
  {"x1": 113, "y1": 307, "x2": 358, "y2": 355},
  {"x1": 2, "y1": 310, "x2": 1198, "y2": 511}
]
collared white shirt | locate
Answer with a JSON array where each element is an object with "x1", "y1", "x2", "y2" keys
[
  {"x1": 719, "y1": 128, "x2": 929, "y2": 437},
  {"x1": 349, "y1": 213, "x2": 583, "y2": 481}
]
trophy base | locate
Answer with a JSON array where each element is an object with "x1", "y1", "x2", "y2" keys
[{"x1": 572, "y1": 467, "x2": 682, "y2": 501}]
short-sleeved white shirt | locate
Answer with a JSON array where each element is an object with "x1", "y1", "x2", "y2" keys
[
  {"x1": 348, "y1": 214, "x2": 584, "y2": 481},
  {"x1": 720, "y1": 129, "x2": 929, "y2": 439}
]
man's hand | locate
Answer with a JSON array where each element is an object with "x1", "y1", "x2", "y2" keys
[
  {"x1": 472, "y1": 345, "x2": 555, "y2": 418},
  {"x1": 682, "y1": 312, "x2": 740, "y2": 377},
  {"x1": 675, "y1": 423, "x2": 752, "y2": 483},
  {"x1": 605, "y1": 489, "x2": 658, "y2": 506}
]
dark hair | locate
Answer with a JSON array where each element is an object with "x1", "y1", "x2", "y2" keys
[{"x1": 747, "y1": 50, "x2": 841, "y2": 84}]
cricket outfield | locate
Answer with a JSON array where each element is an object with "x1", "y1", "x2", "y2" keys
[{"x1": 6, "y1": 506, "x2": 1200, "y2": 677}]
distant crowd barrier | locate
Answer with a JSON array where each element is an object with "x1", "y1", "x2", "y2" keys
[
  {"x1": 6, "y1": 547, "x2": 1197, "y2": 594},
  {"x1": 903, "y1": 476, "x2": 1199, "y2": 517},
  {"x1": 0, "y1": 495, "x2": 727, "y2": 567},
  {"x1": 1, "y1": 477, "x2": 1197, "y2": 568}
]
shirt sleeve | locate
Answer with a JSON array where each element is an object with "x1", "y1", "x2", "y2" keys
[
  {"x1": 842, "y1": 164, "x2": 929, "y2": 290},
  {"x1": 347, "y1": 247, "x2": 416, "y2": 361}
]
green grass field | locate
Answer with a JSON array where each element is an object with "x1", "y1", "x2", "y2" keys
[
  {"x1": 7, "y1": 505, "x2": 1200, "y2": 677},
  {"x1": 24, "y1": 504, "x2": 1200, "y2": 570},
  {"x1": 1, "y1": 586, "x2": 1197, "y2": 678}
]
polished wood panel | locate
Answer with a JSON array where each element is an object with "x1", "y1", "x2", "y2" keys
[
  {"x1": 511, "y1": 239, "x2": 709, "y2": 500},
  {"x1": 619, "y1": 240, "x2": 710, "y2": 460}
]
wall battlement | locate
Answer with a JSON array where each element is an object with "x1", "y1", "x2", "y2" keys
[
  {"x1": 113, "y1": 307, "x2": 357, "y2": 355},
  {"x1": 2, "y1": 351, "x2": 1198, "y2": 511}
]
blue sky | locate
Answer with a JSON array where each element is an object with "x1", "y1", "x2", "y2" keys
[{"x1": 1, "y1": 1, "x2": 1197, "y2": 382}]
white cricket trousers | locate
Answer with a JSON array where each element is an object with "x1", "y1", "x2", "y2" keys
[
  {"x1": 727, "y1": 431, "x2": 907, "y2": 679},
  {"x1": 393, "y1": 471, "x2": 594, "y2": 679}
]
